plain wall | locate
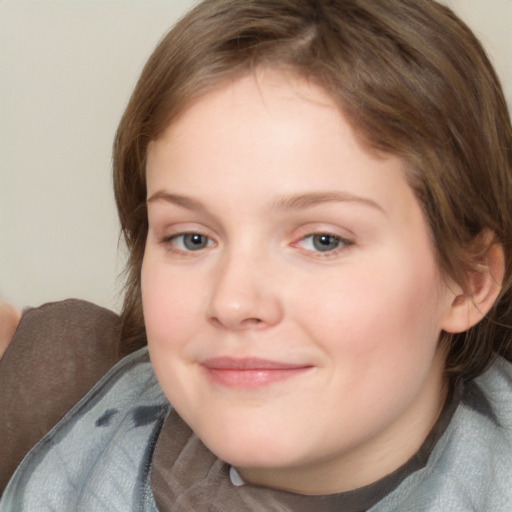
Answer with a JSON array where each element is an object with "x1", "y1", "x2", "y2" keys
[{"x1": 1, "y1": 0, "x2": 511, "y2": 311}]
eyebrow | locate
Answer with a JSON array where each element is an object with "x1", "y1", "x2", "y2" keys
[
  {"x1": 147, "y1": 190, "x2": 386, "y2": 215},
  {"x1": 272, "y1": 191, "x2": 386, "y2": 215},
  {"x1": 147, "y1": 191, "x2": 207, "y2": 213}
]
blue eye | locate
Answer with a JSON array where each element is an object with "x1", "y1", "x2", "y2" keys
[
  {"x1": 299, "y1": 233, "x2": 351, "y2": 253},
  {"x1": 311, "y1": 234, "x2": 342, "y2": 252},
  {"x1": 170, "y1": 233, "x2": 213, "y2": 251}
]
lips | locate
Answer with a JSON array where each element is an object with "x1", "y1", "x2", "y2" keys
[{"x1": 200, "y1": 357, "x2": 313, "y2": 388}]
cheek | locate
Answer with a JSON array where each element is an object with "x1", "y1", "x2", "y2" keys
[
  {"x1": 141, "y1": 253, "x2": 206, "y2": 414},
  {"x1": 295, "y1": 252, "x2": 446, "y2": 366},
  {"x1": 141, "y1": 252, "x2": 202, "y2": 351}
]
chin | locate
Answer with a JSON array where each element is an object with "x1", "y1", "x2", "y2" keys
[{"x1": 202, "y1": 430, "x2": 302, "y2": 469}]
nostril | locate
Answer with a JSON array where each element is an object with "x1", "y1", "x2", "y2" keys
[
  {"x1": 246, "y1": 317, "x2": 262, "y2": 325},
  {"x1": 208, "y1": 315, "x2": 264, "y2": 329},
  {"x1": 209, "y1": 317, "x2": 224, "y2": 328}
]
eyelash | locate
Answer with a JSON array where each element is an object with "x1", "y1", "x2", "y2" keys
[
  {"x1": 293, "y1": 232, "x2": 354, "y2": 258},
  {"x1": 160, "y1": 230, "x2": 354, "y2": 259},
  {"x1": 160, "y1": 232, "x2": 215, "y2": 253}
]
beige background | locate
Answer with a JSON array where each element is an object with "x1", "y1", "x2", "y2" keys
[{"x1": 1, "y1": 0, "x2": 511, "y2": 311}]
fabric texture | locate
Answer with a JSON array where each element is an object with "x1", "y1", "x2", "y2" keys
[
  {"x1": 0, "y1": 348, "x2": 166, "y2": 512},
  {"x1": 0, "y1": 299, "x2": 122, "y2": 493},
  {"x1": 2, "y1": 300, "x2": 512, "y2": 511},
  {"x1": 2, "y1": 344, "x2": 512, "y2": 511},
  {"x1": 150, "y1": 383, "x2": 462, "y2": 512}
]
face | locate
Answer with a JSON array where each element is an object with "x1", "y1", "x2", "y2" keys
[{"x1": 142, "y1": 70, "x2": 456, "y2": 494}]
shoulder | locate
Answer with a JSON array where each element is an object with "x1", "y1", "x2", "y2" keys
[
  {"x1": 1, "y1": 347, "x2": 168, "y2": 512},
  {"x1": 375, "y1": 358, "x2": 512, "y2": 511},
  {"x1": 474, "y1": 356, "x2": 512, "y2": 400},
  {"x1": 0, "y1": 299, "x2": 124, "y2": 494},
  {"x1": 17, "y1": 298, "x2": 121, "y2": 344},
  {"x1": 2, "y1": 298, "x2": 122, "y2": 378},
  {"x1": 467, "y1": 357, "x2": 512, "y2": 436}
]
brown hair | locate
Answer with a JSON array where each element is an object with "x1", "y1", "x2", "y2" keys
[{"x1": 113, "y1": 0, "x2": 512, "y2": 380}]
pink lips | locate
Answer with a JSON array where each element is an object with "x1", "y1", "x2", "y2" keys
[{"x1": 201, "y1": 357, "x2": 313, "y2": 388}]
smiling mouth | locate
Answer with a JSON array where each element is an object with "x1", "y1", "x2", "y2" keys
[{"x1": 200, "y1": 357, "x2": 313, "y2": 388}]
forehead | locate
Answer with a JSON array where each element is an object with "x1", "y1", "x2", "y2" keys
[
  {"x1": 145, "y1": 69, "x2": 417, "y2": 221},
  {"x1": 149, "y1": 70, "x2": 385, "y2": 167},
  {"x1": 149, "y1": 69, "x2": 348, "y2": 155}
]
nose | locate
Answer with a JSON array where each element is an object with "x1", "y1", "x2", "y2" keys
[{"x1": 206, "y1": 251, "x2": 284, "y2": 330}]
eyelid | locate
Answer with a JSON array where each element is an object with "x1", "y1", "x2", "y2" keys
[
  {"x1": 165, "y1": 232, "x2": 215, "y2": 248},
  {"x1": 290, "y1": 227, "x2": 355, "y2": 258},
  {"x1": 298, "y1": 233, "x2": 352, "y2": 248},
  {"x1": 155, "y1": 223, "x2": 218, "y2": 255},
  {"x1": 152, "y1": 220, "x2": 212, "y2": 241}
]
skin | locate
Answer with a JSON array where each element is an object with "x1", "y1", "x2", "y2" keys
[
  {"x1": 0, "y1": 303, "x2": 21, "y2": 358},
  {"x1": 142, "y1": 69, "x2": 460, "y2": 494}
]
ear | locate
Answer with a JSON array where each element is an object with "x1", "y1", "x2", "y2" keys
[{"x1": 442, "y1": 241, "x2": 505, "y2": 334}]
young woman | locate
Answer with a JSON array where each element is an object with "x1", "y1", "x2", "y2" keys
[{"x1": 1, "y1": 0, "x2": 511, "y2": 510}]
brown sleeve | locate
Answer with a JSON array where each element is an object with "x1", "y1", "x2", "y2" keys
[{"x1": 0, "y1": 299, "x2": 123, "y2": 493}]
